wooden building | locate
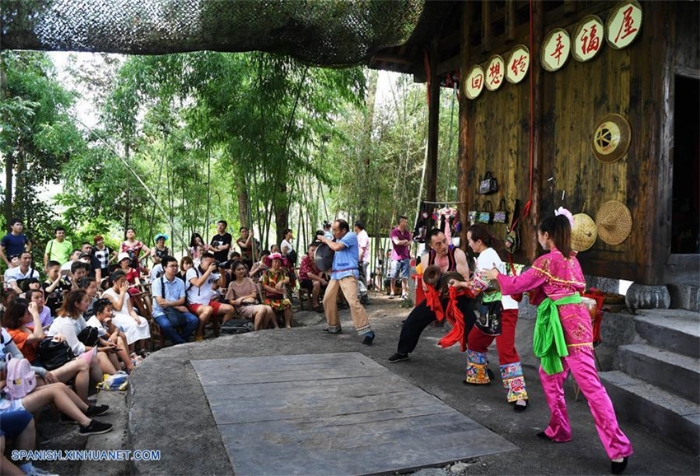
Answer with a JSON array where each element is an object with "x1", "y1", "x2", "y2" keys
[{"x1": 371, "y1": 0, "x2": 699, "y2": 290}]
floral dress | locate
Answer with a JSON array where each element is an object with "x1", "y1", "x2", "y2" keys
[{"x1": 261, "y1": 269, "x2": 291, "y2": 311}]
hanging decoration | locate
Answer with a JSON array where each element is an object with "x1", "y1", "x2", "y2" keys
[
  {"x1": 541, "y1": 28, "x2": 571, "y2": 72},
  {"x1": 464, "y1": 64, "x2": 485, "y2": 99},
  {"x1": 505, "y1": 45, "x2": 530, "y2": 84},
  {"x1": 572, "y1": 15, "x2": 604, "y2": 62},
  {"x1": 485, "y1": 55, "x2": 505, "y2": 91},
  {"x1": 592, "y1": 113, "x2": 631, "y2": 163},
  {"x1": 606, "y1": 0, "x2": 643, "y2": 49}
]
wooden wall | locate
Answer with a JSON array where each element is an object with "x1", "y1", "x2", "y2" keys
[{"x1": 458, "y1": 1, "x2": 696, "y2": 285}]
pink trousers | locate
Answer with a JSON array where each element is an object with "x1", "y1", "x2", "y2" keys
[{"x1": 539, "y1": 346, "x2": 633, "y2": 460}]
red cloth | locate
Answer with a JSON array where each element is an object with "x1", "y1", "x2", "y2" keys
[
  {"x1": 437, "y1": 286, "x2": 474, "y2": 352},
  {"x1": 582, "y1": 292, "x2": 604, "y2": 344}
]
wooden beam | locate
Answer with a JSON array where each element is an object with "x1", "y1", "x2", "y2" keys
[
  {"x1": 505, "y1": 0, "x2": 516, "y2": 42},
  {"x1": 369, "y1": 55, "x2": 414, "y2": 66},
  {"x1": 481, "y1": 1, "x2": 493, "y2": 52},
  {"x1": 458, "y1": 1, "x2": 470, "y2": 250},
  {"x1": 528, "y1": 0, "x2": 545, "y2": 262},
  {"x1": 563, "y1": 0, "x2": 579, "y2": 16},
  {"x1": 426, "y1": 39, "x2": 440, "y2": 203},
  {"x1": 437, "y1": 54, "x2": 460, "y2": 77}
]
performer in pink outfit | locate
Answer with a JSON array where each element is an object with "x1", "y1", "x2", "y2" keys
[{"x1": 484, "y1": 209, "x2": 632, "y2": 475}]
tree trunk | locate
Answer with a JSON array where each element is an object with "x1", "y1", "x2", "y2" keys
[
  {"x1": 0, "y1": 55, "x2": 10, "y2": 227},
  {"x1": 358, "y1": 72, "x2": 378, "y2": 224},
  {"x1": 237, "y1": 176, "x2": 249, "y2": 227}
]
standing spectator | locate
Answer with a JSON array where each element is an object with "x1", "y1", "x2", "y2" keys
[
  {"x1": 151, "y1": 233, "x2": 169, "y2": 265},
  {"x1": 298, "y1": 244, "x2": 327, "y2": 313},
  {"x1": 121, "y1": 227, "x2": 150, "y2": 270},
  {"x1": 91, "y1": 235, "x2": 115, "y2": 285},
  {"x1": 5, "y1": 251, "x2": 40, "y2": 294},
  {"x1": 43, "y1": 226, "x2": 72, "y2": 267},
  {"x1": 188, "y1": 233, "x2": 207, "y2": 260},
  {"x1": 318, "y1": 219, "x2": 375, "y2": 345},
  {"x1": 236, "y1": 227, "x2": 258, "y2": 269},
  {"x1": 354, "y1": 221, "x2": 370, "y2": 284},
  {"x1": 280, "y1": 228, "x2": 296, "y2": 267},
  {"x1": 210, "y1": 220, "x2": 232, "y2": 263},
  {"x1": 249, "y1": 250, "x2": 270, "y2": 283},
  {"x1": 389, "y1": 215, "x2": 412, "y2": 299},
  {"x1": 0, "y1": 218, "x2": 31, "y2": 267},
  {"x1": 322, "y1": 221, "x2": 333, "y2": 240},
  {"x1": 151, "y1": 256, "x2": 199, "y2": 345}
]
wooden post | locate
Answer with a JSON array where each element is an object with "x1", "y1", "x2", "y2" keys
[
  {"x1": 505, "y1": 0, "x2": 516, "y2": 42},
  {"x1": 458, "y1": 2, "x2": 471, "y2": 250},
  {"x1": 426, "y1": 39, "x2": 440, "y2": 203},
  {"x1": 481, "y1": 1, "x2": 492, "y2": 52}
]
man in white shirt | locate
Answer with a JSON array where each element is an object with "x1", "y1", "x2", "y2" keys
[
  {"x1": 186, "y1": 252, "x2": 236, "y2": 340},
  {"x1": 6, "y1": 251, "x2": 41, "y2": 293},
  {"x1": 354, "y1": 221, "x2": 370, "y2": 284}
]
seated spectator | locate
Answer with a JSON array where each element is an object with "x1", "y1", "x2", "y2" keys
[
  {"x1": 249, "y1": 250, "x2": 270, "y2": 282},
  {"x1": 186, "y1": 252, "x2": 236, "y2": 340},
  {"x1": 0, "y1": 409, "x2": 52, "y2": 476},
  {"x1": 59, "y1": 249, "x2": 81, "y2": 274},
  {"x1": 78, "y1": 276, "x2": 100, "y2": 317},
  {"x1": 101, "y1": 271, "x2": 151, "y2": 356},
  {"x1": 261, "y1": 253, "x2": 293, "y2": 328},
  {"x1": 188, "y1": 233, "x2": 208, "y2": 261},
  {"x1": 151, "y1": 256, "x2": 199, "y2": 345},
  {"x1": 5, "y1": 251, "x2": 40, "y2": 294},
  {"x1": 178, "y1": 256, "x2": 193, "y2": 282},
  {"x1": 47, "y1": 290, "x2": 117, "y2": 380},
  {"x1": 225, "y1": 261, "x2": 275, "y2": 330},
  {"x1": 116, "y1": 252, "x2": 142, "y2": 290},
  {"x1": 3, "y1": 254, "x2": 21, "y2": 280},
  {"x1": 2, "y1": 298, "x2": 92, "y2": 403},
  {"x1": 25, "y1": 289, "x2": 53, "y2": 331},
  {"x1": 151, "y1": 234, "x2": 169, "y2": 265},
  {"x1": 41, "y1": 260, "x2": 71, "y2": 316},
  {"x1": 86, "y1": 298, "x2": 134, "y2": 374},
  {"x1": 298, "y1": 244, "x2": 327, "y2": 313},
  {"x1": 67, "y1": 261, "x2": 89, "y2": 291},
  {"x1": 0, "y1": 379, "x2": 112, "y2": 436},
  {"x1": 121, "y1": 227, "x2": 150, "y2": 270}
]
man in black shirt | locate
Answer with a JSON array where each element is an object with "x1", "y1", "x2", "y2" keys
[{"x1": 210, "y1": 220, "x2": 232, "y2": 263}]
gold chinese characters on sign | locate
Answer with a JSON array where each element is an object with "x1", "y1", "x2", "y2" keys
[
  {"x1": 541, "y1": 28, "x2": 571, "y2": 72},
  {"x1": 464, "y1": 64, "x2": 485, "y2": 100},
  {"x1": 573, "y1": 15, "x2": 604, "y2": 62},
  {"x1": 485, "y1": 55, "x2": 505, "y2": 91},
  {"x1": 592, "y1": 113, "x2": 631, "y2": 163},
  {"x1": 505, "y1": 45, "x2": 530, "y2": 84},
  {"x1": 606, "y1": 0, "x2": 642, "y2": 49}
]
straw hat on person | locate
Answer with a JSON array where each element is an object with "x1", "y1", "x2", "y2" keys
[
  {"x1": 571, "y1": 213, "x2": 597, "y2": 252},
  {"x1": 117, "y1": 252, "x2": 131, "y2": 263},
  {"x1": 596, "y1": 201, "x2": 632, "y2": 245}
]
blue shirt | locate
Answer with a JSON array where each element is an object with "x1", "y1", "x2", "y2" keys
[
  {"x1": 331, "y1": 232, "x2": 359, "y2": 280},
  {"x1": 1, "y1": 233, "x2": 28, "y2": 257},
  {"x1": 151, "y1": 275, "x2": 186, "y2": 316}
]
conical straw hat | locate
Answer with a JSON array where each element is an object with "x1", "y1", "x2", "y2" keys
[
  {"x1": 596, "y1": 201, "x2": 632, "y2": 245},
  {"x1": 571, "y1": 213, "x2": 597, "y2": 251}
]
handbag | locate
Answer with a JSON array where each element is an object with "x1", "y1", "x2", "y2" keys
[
  {"x1": 475, "y1": 299, "x2": 503, "y2": 336},
  {"x1": 162, "y1": 307, "x2": 188, "y2": 328},
  {"x1": 468, "y1": 200, "x2": 480, "y2": 225},
  {"x1": 37, "y1": 338, "x2": 76, "y2": 370},
  {"x1": 477, "y1": 201, "x2": 493, "y2": 224},
  {"x1": 493, "y1": 198, "x2": 509, "y2": 224},
  {"x1": 478, "y1": 171, "x2": 498, "y2": 195},
  {"x1": 505, "y1": 199, "x2": 522, "y2": 254}
]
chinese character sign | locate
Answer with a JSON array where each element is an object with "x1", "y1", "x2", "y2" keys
[
  {"x1": 606, "y1": 0, "x2": 642, "y2": 49},
  {"x1": 464, "y1": 64, "x2": 485, "y2": 100},
  {"x1": 485, "y1": 55, "x2": 505, "y2": 91},
  {"x1": 505, "y1": 45, "x2": 530, "y2": 84},
  {"x1": 541, "y1": 28, "x2": 571, "y2": 72},
  {"x1": 573, "y1": 15, "x2": 604, "y2": 62}
]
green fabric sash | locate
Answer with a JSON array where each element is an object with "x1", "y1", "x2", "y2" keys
[{"x1": 534, "y1": 294, "x2": 582, "y2": 375}]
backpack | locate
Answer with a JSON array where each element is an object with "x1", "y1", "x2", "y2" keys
[
  {"x1": 220, "y1": 318, "x2": 254, "y2": 334},
  {"x1": 77, "y1": 326, "x2": 100, "y2": 347},
  {"x1": 4, "y1": 354, "x2": 37, "y2": 400}
]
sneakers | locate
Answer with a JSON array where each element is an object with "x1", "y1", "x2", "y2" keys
[
  {"x1": 387, "y1": 352, "x2": 409, "y2": 363},
  {"x1": 85, "y1": 404, "x2": 110, "y2": 417},
  {"x1": 388, "y1": 293, "x2": 396, "y2": 299},
  {"x1": 322, "y1": 326, "x2": 342, "y2": 334},
  {"x1": 362, "y1": 332, "x2": 375, "y2": 346},
  {"x1": 400, "y1": 293, "x2": 408, "y2": 300},
  {"x1": 25, "y1": 466, "x2": 59, "y2": 476},
  {"x1": 79, "y1": 419, "x2": 113, "y2": 435}
]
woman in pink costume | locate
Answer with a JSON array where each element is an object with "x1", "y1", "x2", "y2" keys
[{"x1": 484, "y1": 210, "x2": 632, "y2": 475}]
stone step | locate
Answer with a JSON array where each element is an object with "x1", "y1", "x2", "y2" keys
[
  {"x1": 634, "y1": 309, "x2": 700, "y2": 359},
  {"x1": 600, "y1": 370, "x2": 700, "y2": 456},
  {"x1": 667, "y1": 282, "x2": 700, "y2": 312},
  {"x1": 616, "y1": 343, "x2": 700, "y2": 403}
]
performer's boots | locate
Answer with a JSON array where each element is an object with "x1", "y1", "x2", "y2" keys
[
  {"x1": 465, "y1": 349, "x2": 490, "y2": 384},
  {"x1": 500, "y1": 361, "x2": 528, "y2": 402}
]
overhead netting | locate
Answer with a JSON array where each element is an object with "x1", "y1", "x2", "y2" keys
[{"x1": 1, "y1": 0, "x2": 434, "y2": 66}]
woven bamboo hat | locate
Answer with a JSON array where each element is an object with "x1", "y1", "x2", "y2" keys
[
  {"x1": 596, "y1": 201, "x2": 632, "y2": 245},
  {"x1": 571, "y1": 213, "x2": 597, "y2": 251}
]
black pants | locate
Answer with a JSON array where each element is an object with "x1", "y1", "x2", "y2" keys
[{"x1": 397, "y1": 296, "x2": 476, "y2": 355}]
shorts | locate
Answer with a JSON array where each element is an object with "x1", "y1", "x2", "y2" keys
[
  {"x1": 0, "y1": 409, "x2": 32, "y2": 437},
  {"x1": 188, "y1": 300, "x2": 224, "y2": 314},
  {"x1": 300, "y1": 279, "x2": 315, "y2": 291},
  {"x1": 390, "y1": 258, "x2": 411, "y2": 280}
]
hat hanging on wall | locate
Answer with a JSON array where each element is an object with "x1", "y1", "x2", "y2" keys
[
  {"x1": 571, "y1": 213, "x2": 597, "y2": 252},
  {"x1": 592, "y1": 113, "x2": 631, "y2": 163},
  {"x1": 596, "y1": 201, "x2": 632, "y2": 245}
]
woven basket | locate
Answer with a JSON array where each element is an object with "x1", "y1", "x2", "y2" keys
[
  {"x1": 596, "y1": 201, "x2": 632, "y2": 245},
  {"x1": 571, "y1": 213, "x2": 597, "y2": 251}
]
